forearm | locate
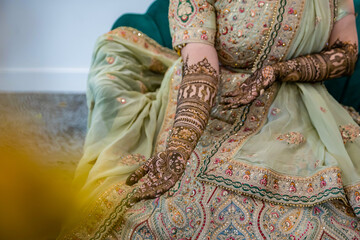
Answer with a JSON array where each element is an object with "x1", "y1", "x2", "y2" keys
[
  {"x1": 274, "y1": 0, "x2": 358, "y2": 83},
  {"x1": 273, "y1": 40, "x2": 358, "y2": 83},
  {"x1": 166, "y1": 43, "x2": 219, "y2": 160},
  {"x1": 181, "y1": 43, "x2": 219, "y2": 74}
]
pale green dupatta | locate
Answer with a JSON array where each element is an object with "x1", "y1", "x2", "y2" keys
[{"x1": 58, "y1": 27, "x2": 179, "y2": 239}]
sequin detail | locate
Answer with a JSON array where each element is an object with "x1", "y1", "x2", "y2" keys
[
  {"x1": 277, "y1": 132, "x2": 306, "y2": 145},
  {"x1": 339, "y1": 124, "x2": 360, "y2": 144}
]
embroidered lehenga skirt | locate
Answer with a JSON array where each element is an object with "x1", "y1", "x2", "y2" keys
[{"x1": 58, "y1": 0, "x2": 360, "y2": 239}]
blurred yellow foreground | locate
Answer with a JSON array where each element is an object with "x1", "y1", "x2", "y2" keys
[{"x1": 0, "y1": 131, "x2": 76, "y2": 240}]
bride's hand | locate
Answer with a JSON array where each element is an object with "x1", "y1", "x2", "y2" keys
[
  {"x1": 125, "y1": 151, "x2": 186, "y2": 204},
  {"x1": 220, "y1": 66, "x2": 277, "y2": 109}
]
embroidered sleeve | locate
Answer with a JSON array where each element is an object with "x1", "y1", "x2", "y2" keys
[
  {"x1": 335, "y1": 0, "x2": 354, "y2": 22},
  {"x1": 169, "y1": 0, "x2": 217, "y2": 51}
]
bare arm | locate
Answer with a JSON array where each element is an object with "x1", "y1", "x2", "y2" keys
[
  {"x1": 181, "y1": 43, "x2": 219, "y2": 74},
  {"x1": 329, "y1": 0, "x2": 358, "y2": 46},
  {"x1": 126, "y1": 43, "x2": 220, "y2": 202}
]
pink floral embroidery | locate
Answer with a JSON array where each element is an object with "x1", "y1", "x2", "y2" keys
[
  {"x1": 277, "y1": 39, "x2": 285, "y2": 47},
  {"x1": 337, "y1": 173, "x2": 342, "y2": 184},
  {"x1": 355, "y1": 192, "x2": 360, "y2": 202},
  {"x1": 255, "y1": 100, "x2": 265, "y2": 107},
  {"x1": 289, "y1": 182, "x2": 297, "y2": 193},
  {"x1": 314, "y1": 160, "x2": 320, "y2": 168},
  {"x1": 201, "y1": 30, "x2": 208, "y2": 40},
  {"x1": 214, "y1": 158, "x2": 223, "y2": 164},
  {"x1": 225, "y1": 165, "x2": 233, "y2": 176},
  {"x1": 260, "y1": 175, "x2": 268, "y2": 186},
  {"x1": 288, "y1": 8, "x2": 297, "y2": 14},
  {"x1": 307, "y1": 183, "x2": 314, "y2": 193},
  {"x1": 339, "y1": 124, "x2": 360, "y2": 144},
  {"x1": 183, "y1": 30, "x2": 190, "y2": 40},
  {"x1": 106, "y1": 74, "x2": 117, "y2": 80},
  {"x1": 117, "y1": 97, "x2": 127, "y2": 104},
  {"x1": 221, "y1": 147, "x2": 231, "y2": 153},
  {"x1": 320, "y1": 176, "x2": 326, "y2": 188},
  {"x1": 320, "y1": 107, "x2": 327, "y2": 113},
  {"x1": 243, "y1": 170, "x2": 251, "y2": 180},
  {"x1": 273, "y1": 179, "x2": 279, "y2": 189},
  {"x1": 250, "y1": 115, "x2": 259, "y2": 122},
  {"x1": 271, "y1": 107, "x2": 281, "y2": 116},
  {"x1": 115, "y1": 186, "x2": 124, "y2": 195},
  {"x1": 106, "y1": 56, "x2": 115, "y2": 64},
  {"x1": 277, "y1": 132, "x2": 306, "y2": 145},
  {"x1": 283, "y1": 24, "x2": 292, "y2": 31},
  {"x1": 246, "y1": 23, "x2": 254, "y2": 29}
]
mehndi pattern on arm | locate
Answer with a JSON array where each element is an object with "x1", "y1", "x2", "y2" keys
[
  {"x1": 274, "y1": 40, "x2": 358, "y2": 82},
  {"x1": 221, "y1": 40, "x2": 358, "y2": 109},
  {"x1": 126, "y1": 58, "x2": 219, "y2": 202}
]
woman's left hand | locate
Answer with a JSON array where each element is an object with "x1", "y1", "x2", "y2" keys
[{"x1": 220, "y1": 66, "x2": 277, "y2": 109}]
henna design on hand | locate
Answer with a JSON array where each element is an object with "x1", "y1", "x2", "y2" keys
[
  {"x1": 126, "y1": 58, "x2": 219, "y2": 202},
  {"x1": 221, "y1": 40, "x2": 358, "y2": 109},
  {"x1": 220, "y1": 66, "x2": 277, "y2": 109}
]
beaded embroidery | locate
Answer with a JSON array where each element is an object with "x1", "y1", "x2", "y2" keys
[
  {"x1": 276, "y1": 132, "x2": 306, "y2": 145},
  {"x1": 169, "y1": 0, "x2": 217, "y2": 49},
  {"x1": 339, "y1": 124, "x2": 360, "y2": 144}
]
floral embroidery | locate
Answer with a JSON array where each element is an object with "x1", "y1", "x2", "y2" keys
[
  {"x1": 277, "y1": 132, "x2": 306, "y2": 145},
  {"x1": 283, "y1": 24, "x2": 292, "y2": 31},
  {"x1": 118, "y1": 154, "x2": 146, "y2": 166},
  {"x1": 255, "y1": 100, "x2": 265, "y2": 107},
  {"x1": 243, "y1": 170, "x2": 251, "y2": 180},
  {"x1": 270, "y1": 107, "x2": 281, "y2": 116},
  {"x1": 106, "y1": 56, "x2": 115, "y2": 64},
  {"x1": 314, "y1": 160, "x2": 320, "y2": 168},
  {"x1": 288, "y1": 7, "x2": 297, "y2": 14},
  {"x1": 339, "y1": 124, "x2": 360, "y2": 144},
  {"x1": 337, "y1": 173, "x2": 342, "y2": 184},
  {"x1": 116, "y1": 97, "x2": 127, "y2": 104},
  {"x1": 345, "y1": 184, "x2": 360, "y2": 218},
  {"x1": 106, "y1": 74, "x2": 117, "y2": 80},
  {"x1": 177, "y1": 0, "x2": 195, "y2": 23},
  {"x1": 214, "y1": 158, "x2": 222, "y2": 164},
  {"x1": 273, "y1": 179, "x2": 279, "y2": 189},
  {"x1": 320, "y1": 107, "x2": 327, "y2": 113},
  {"x1": 343, "y1": 106, "x2": 360, "y2": 125},
  {"x1": 307, "y1": 183, "x2": 314, "y2": 193},
  {"x1": 260, "y1": 174, "x2": 268, "y2": 186},
  {"x1": 356, "y1": 192, "x2": 360, "y2": 202},
  {"x1": 289, "y1": 182, "x2": 297, "y2": 193},
  {"x1": 225, "y1": 165, "x2": 233, "y2": 176},
  {"x1": 320, "y1": 176, "x2": 327, "y2": 188},
  {"x1": 169, "y1": 0, "x2": 216, "y2": 49},
  {"x1": 201, "y1": 30, "x2": 208, "y2": 40}
]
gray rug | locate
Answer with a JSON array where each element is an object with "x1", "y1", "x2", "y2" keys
[{"x1": 0, "y1": 93, "x2": 87, "y2": 171}]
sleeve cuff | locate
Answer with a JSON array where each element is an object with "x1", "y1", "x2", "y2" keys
[{"x1": 172, "y1": 28, "x2": 216, "y2": 50}]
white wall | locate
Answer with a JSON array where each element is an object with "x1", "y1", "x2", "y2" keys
[{"x1": 0, "y1": 0, "x2": 152, "y2": 92}]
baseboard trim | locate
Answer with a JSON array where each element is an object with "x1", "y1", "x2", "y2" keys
[{"x1": 0, "y1": 68, "x2": 89, "y2": 92}]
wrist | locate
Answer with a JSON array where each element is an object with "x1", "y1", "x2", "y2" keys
[{"x1": 271, "y1": 63, "x2": 282, "y2": 79}]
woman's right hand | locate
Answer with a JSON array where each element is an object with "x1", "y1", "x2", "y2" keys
[
  {"x1": 126, "y1": 150, "x2": 187, "y2": 204},
  {"x1": 220, "y1": 65, "x2": 277, "y2": 109}
]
